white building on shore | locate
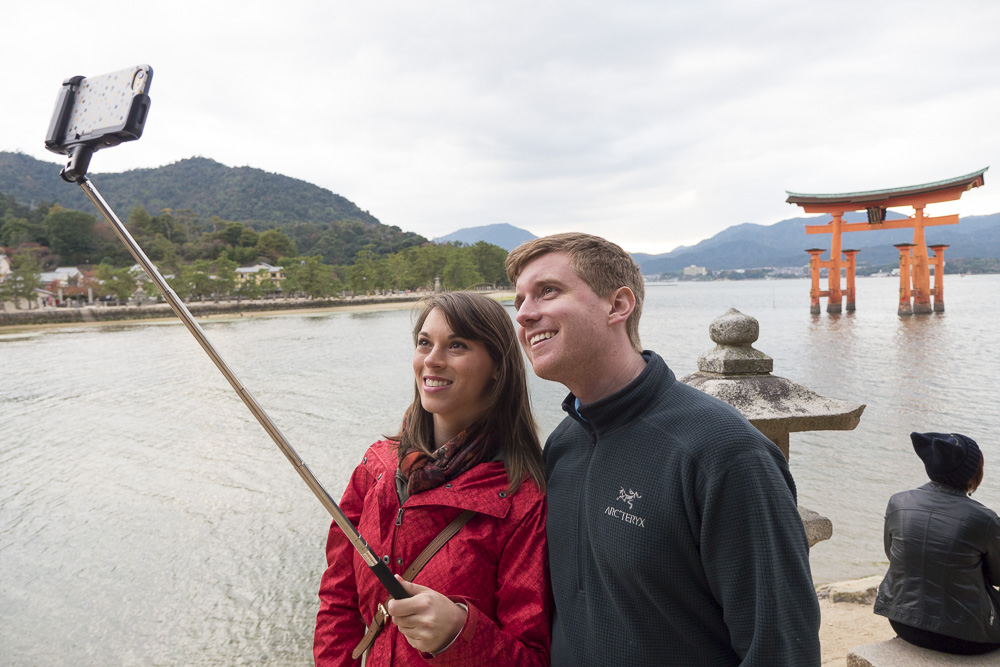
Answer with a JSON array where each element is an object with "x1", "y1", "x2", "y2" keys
[{"x1": 683, "y1": 264, "x2": 707, "y2": 277}]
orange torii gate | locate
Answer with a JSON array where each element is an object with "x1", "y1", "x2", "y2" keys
[{"x1": 786, "y1": 168, "x2": 987, "y2": 315}]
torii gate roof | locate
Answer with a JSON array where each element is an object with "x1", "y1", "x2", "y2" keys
[{"x1": 786, "y1": 168, "x2": 988, "y2": 210}]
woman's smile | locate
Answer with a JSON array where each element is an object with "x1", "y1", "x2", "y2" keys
[{"x1": 413, "y1": 308, "x2": 496, "y2": 445}]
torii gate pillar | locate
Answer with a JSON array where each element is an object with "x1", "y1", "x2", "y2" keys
[
  {"x1": 910, "y1": 206, "x2": 933, "y2": 314},
  {"x1": 825, "y1": 215, "x2": 844, "y2": 313},
  {"x1": 929, "y1": 244, "x2": 949, "y2": 312},
  {"x1": 895, "y1": 244, "x2": 915, "y2": 316},
  {"x1": 805, "y1": 248, "x2": 825, "y2": 314},
  {"x1": 843, "y1": 249, "x2": 859, "y2": 312}
]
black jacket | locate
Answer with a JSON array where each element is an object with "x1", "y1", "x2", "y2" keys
[
  {"x1": 545, "y1": 351, "x2": 821, "y2": 666},
  {"x1": 875, "y1": 481, "x2": 1000, "y2": 643}
]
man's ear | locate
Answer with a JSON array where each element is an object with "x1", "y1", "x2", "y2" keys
[{"x1": 607, "y1": 287, "x2": 636, "y2": 325}]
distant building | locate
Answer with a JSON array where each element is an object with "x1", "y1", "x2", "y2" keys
[
  {"x1": 0, "y1": 252, "x2": 10, "y2": 281},
  {"x1": 236, "y1": 262, "x2": 284, "y2": 290},
  {"x1": 39, "y1": 267, "x2": 82, "y2": 287},
  {"x1": 683, "y1": 264, "x2": 707, "y2": 277},
  {"x1": 771, "y1": 266, "x2": 809, "y2": 278}
]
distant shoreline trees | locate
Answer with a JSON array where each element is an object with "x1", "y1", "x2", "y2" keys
[{"x1": 1, "y1": 193, "x2": 511, "y2": 306}]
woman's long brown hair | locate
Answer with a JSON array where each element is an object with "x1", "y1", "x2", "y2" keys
[{"x1": 395, "y1": 292, "x2": 545, "y2": 493}]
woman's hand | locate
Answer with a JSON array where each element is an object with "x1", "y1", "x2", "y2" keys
[{"x1": 386, "y1": 576, "x2": 468, "y2": 655}]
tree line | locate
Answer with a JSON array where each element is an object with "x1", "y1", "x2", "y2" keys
[{"x1": 0, "y1": 193, "x2": 510, "y2": 308}]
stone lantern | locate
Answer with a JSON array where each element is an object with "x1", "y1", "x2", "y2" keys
[{"x1": 680, "y1": 308, "x2": 866, "y2": 547}]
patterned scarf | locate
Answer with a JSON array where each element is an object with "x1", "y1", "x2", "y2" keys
[{"x1": 398, "y1": 427, "x2": 498, "y2": 497}]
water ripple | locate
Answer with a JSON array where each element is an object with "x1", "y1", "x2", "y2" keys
[{"x1": 3, "y1": 279, "x2": 999, "y2": 663}]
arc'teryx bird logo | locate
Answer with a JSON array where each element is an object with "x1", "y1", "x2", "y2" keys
[
  {"x1": 604, "y1": 486, "x2": 646, "y2": 528},
  {"x1": 618, "y1": 487, "x2": 641, "y2": 510}
]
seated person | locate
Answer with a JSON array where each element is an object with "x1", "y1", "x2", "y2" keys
[{"x1": 875, "y1": 431, "x2": 1000, "y2": 655}]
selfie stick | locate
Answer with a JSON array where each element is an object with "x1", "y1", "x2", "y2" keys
[
  {"x1": 63, "y1": 164, "x2": 408, "y2": 600},
  {"x1": 47, "y1": 67, "x2": 407, "y2": 599},
  {"x1": 64, "y1": 166, "x2": 408, "y2": 600}
]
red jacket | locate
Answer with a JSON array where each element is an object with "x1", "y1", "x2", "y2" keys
[{"x1": 314, "y1": 440, "x2": 551, "y2": 666}]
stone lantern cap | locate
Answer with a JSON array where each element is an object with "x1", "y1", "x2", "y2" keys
[
  {"x1": 680, "y1": 308, "x2": 865, "y2": 437},
  {"x1": 696, "y1": 307, "x2": 773, "y2": 374}
]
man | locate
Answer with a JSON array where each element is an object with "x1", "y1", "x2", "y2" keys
[{"x1": 506, "y1": 232, "x2": 821, "y2": 666}]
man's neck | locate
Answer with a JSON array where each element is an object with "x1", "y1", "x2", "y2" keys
[{"x1": 571, "y1": 349, "x2": 647, "y2": 405}]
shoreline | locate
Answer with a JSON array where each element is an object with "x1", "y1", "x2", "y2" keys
[
  {"x1": 816, "y1": 576, "x2": 894, "y2": 666},
  {"x1": 0, "y1": 291, "x2": 516, "y2": 333}
]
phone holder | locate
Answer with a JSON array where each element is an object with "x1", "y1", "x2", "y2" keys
[{"x1": 44, "y1": 68, "x2": 153, "y2": 182}]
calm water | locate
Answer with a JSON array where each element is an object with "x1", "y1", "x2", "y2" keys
[{"x1": 2, "y1": 276, "x2": 998, "y2": 665}]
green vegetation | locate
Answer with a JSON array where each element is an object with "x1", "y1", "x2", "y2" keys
[
  {"x1": 854, "y1": 258, "x2": 1000, "y2": 276},
  {"x1": 1, "y1": 188, "x2": 510, "y2": 306},
  {"x1": 661, "y1": 258, "x2": 1000, "y2": 282},
  {"x1": 941, "y1": 257, "x2": 1000, "y2": 274},
  {"x1": 0, "y1": 151, "x2": 429, "y2": 263},
  {"x1": 854, "y1": 264, "x2": 898, "y2": 277},
  {"x1": 659, "y1": 268, "x2": 795, "y2": 281},
  {"x1": 0, "y1": 153, "x2": 385, "y2": 227},
  {"x1": 0, "y1": 253, "x2": 43, "y2": 309},
  {"x1": 705, "y1": 269, "x2": 774, "y2": 281}
]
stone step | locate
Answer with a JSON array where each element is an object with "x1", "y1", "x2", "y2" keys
[
  {"x1": 816, "y1": 574, "x2": 882, "y2": 604},
  {"x1": 848, "y1": 638, "x2": 1000, "y2": 666}
]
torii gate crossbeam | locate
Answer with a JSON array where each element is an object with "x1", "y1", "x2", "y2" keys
[{"x1": 786, "y1": 168, "x2": 987, "y2": 315}]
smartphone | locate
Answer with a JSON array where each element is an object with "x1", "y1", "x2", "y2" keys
[{"x1": 45, "y1": 64, "x2": 153, "y2": 156}]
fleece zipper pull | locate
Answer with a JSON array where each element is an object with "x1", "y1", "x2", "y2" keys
[{"x1": 396, "y1": 508, "x2": 404, "y2": 526}]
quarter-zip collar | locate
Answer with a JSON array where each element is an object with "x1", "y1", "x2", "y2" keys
[{"x1": 560, "y1": 350, "x2": 669, "y2": 438}]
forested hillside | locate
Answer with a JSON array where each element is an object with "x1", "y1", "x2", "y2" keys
[
  {"x1": 0, "y1": 151, "x2": 427, "y2": 265},
  {"x1": 0, "y1": 151, "x2": 381, "y2": 226},
  {"x1": 0, "y1": 185, "x2": 510, "y2": 306},
  {"x1": 0, "y1": 153, "x2": 511, "y2": 306}
]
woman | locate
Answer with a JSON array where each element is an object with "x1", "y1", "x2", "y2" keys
[
  {"x1": 314, "y1": 292, "x2": 551, "y2": 665},
  {"x1": 874, "y1": 431, "x2": 1000, "y2": 655}
]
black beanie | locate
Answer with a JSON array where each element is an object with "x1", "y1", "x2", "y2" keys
[{"x1": 910, "y1": 431, "x2": 982, "y2": 489}]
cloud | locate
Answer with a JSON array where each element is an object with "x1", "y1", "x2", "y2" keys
[{"x1": 5, "y1": 0, "x2": 999, "y2": 254}]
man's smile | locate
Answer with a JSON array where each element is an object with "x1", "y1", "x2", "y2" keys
[{"x1": 528, "y1": 331, "x2": 556, "y2": 346}]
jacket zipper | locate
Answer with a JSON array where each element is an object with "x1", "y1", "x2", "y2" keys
[
  {"x1": 577, "y1": 427, "x2": 598, "y2": 592},
  {"x1": 396, "y1": 508, "x2": 404, "y2": 526}
]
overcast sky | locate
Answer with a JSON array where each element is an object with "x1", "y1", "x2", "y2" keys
[{"x1": 4, "y1": 1, "x2": 999, "y2": 254}]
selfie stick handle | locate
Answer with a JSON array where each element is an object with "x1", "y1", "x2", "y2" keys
[{"x1": 75, "y1": 176, "x2": 409, "y2": 601}]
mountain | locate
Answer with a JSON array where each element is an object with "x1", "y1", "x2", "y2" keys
[
  {"x1": 427, "y1": 213, "x2": 1000, "y2": 274},
  {"x1": 6, "y1": 150, "x2": 998, "y2": 271},
  {"x1": 632, "y1": 211, "x2": 1000, "y2": 274},
  {"x1": 434, "y1": 223, "x2": 537, "y2": 251},
  {"x1": 0, "y1": 151, "x2": 381, "y2": 227}
]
